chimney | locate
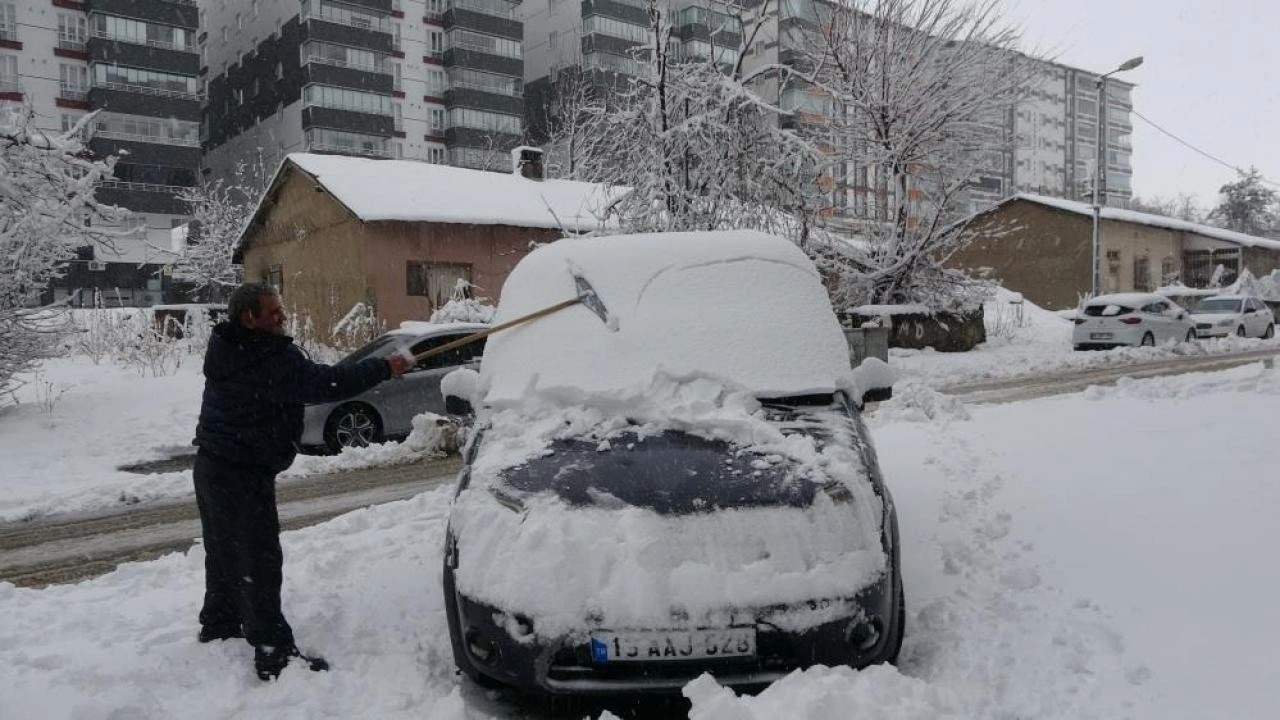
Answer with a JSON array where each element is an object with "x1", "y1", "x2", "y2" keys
[{"x1": 510, "y1": 146, "x2": 545, "y2": 181}]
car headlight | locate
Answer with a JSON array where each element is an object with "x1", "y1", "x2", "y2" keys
[{"x1": 1217, "y1": 319, "x2": 1234, "y2": 327}]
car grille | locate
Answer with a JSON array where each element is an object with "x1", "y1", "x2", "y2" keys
[{"x1": 1196, "y1": 323, "x2": 1212, "y2": 330}]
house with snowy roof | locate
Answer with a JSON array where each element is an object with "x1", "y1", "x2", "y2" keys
[
  {"x1": 234, "y1": 151, "x2": 622, "y2": 330},
  {"x1": 947, "y1": 193, "x2": 1280, "y2": 309}
]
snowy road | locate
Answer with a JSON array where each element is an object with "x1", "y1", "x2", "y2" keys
[
  {"x1": 0, "y1": 457, "x2": 461, "y2": 588},
  {"x1": 940, "y1": 345, "x2": 1280, "y2": 403}
]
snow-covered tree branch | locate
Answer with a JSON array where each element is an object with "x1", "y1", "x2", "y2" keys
[
  {"x1": 1, "y1": 104, "x2": 130, "y2": 404},
  {"x1": 174, "y1": 153, "x2": 273, "y2": 300},
  {"x1": 788, "y1": 0, "x2": 1035, "y2": 309}
]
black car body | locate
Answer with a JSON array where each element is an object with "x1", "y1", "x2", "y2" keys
[{"x1": 442, "y1": 392, "x2": 903, "y2": 695}]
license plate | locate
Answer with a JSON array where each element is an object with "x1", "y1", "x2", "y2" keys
[
  {"x1": 589, "y1": 628, "x2": 756, "y2": 663},
  {"x1": 1090, "y1": 332, "x2": 1113, "y2": 340}
]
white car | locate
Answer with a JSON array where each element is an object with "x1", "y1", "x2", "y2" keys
[
  {"x1": 1072, "y1": 292, "x2": 1196, "y2": 350},
  {"x1": 1190, "y1": 295, "x2": 1276, "y2": 339}
]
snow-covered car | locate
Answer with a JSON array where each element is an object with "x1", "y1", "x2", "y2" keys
[
  {"x1": 441, "y1": 231, "x2": 903, "y2": 695},
  {"x1": 1190, "y1": 295, "x2": 1275, "y2": 339},
  {"x1": 1071, "y1": 292, "x2": 1196, "y2": 350},
  {"x1": 298, "y1": 322, "x2": 487, "y2": 453}
]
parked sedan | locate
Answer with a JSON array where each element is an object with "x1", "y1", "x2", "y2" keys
[
  {"x1": 298, "y1": 322, "x2": 487, "y2": 453},
  {"x1": 1072, "y1": 292, "x2": 1196, "y2": 350},
  {"x1": 1190, "y1": 295, "x2": 1276, "y2": 339}
]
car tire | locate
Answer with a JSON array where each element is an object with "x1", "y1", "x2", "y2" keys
[
  {"x1": 323, "y1": 402, "x2": 383, "y2": 453},
  {"x1": 1073, "y1": 344, "x2": 1085, "y2": 351},
  {"x1": 1185, "y1": 329, "x2": 1196, "y2": 343},
  {"x1": 1140, "y1": 332, "x2": 1155, "y2": 347},
  {"x1": 1236, "y1": 325, "x2": 1247, "y2": 337},
  {"x1": 882, "y1": 575, "x2": 906, "y2": 666},
  {"x1": 1265, "y1": 323, "x2": 1275, "y2": 339}
]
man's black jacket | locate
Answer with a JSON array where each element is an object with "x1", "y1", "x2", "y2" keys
[{"x1": 194, "y1": 322, "x2": 390, "y2": 471}]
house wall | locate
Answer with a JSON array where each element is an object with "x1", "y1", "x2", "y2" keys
[
  {"x1": 241, "y1": 170, "x2": 370, "y2": 333},
  {"x1": 1242, "y1": 246, "x2": 1280, "y2": 279},
  {"x1": 362, "y1": 221, "x2": 560, "y2": 325},
  {"x1": 949, "y1": 200, "x2": 1182, "y2": 310}
]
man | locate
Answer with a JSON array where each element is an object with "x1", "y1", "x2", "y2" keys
[{"x1": 193, "y1": 283, "x2": 410, "y2": 680}]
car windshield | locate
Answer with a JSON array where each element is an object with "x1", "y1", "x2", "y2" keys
[
  {"x1": 493, "y1": 395, "x2": 849, "y2": 515},
  {"x1": 1194, "y1": 299, "x2": 1243, "y2": 314},
  {"x1": 1083, "y1": 304, "x2": 1133, "y2": 317},
  {"x1": 339, "y1": 335, "x2": 398, "y2": 365}
]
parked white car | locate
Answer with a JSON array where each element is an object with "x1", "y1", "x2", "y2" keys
[
  {"x1": 1190, "y1": 295, "x2": 1276, "y2": 339},
  {"x1": 1072, "y1": 292, "x2": 1196, "y2": 350}
]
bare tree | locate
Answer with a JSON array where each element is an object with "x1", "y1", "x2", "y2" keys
[
  {"x1": 174, "y1": 153, "x2": 274, "y2": 301},
  {"x1": 1, "y1": 105, "x2": 130, "y2": 404},
  {"x1": 792, "y1": 0, "x2": 1034, "y2": 308},
  {"x1": 1130, "y1": 193, "x2": 1204, "y2": 223},
  {"x1": 563, "y1": 0, "x2": 818, "y2": 238}
]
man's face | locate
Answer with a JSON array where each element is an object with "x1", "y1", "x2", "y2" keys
[{"x1": 242, "y1": 293, "x2": 287, "y2": 335}]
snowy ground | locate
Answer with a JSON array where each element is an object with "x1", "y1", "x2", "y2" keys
[{"x1": 3, "y1": 362, "x2": 1278, "y2": 719}]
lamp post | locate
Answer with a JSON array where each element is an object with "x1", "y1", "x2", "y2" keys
[{"x1": 1091, "y1": 55, "x2": 1143, "y2": 297}]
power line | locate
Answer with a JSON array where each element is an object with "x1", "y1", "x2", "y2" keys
[{"x1": 1129, "y1": 108, "x2": 1280, "y2": 188}]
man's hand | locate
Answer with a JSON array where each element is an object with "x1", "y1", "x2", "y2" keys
[{"x1": 386, "y1": 354, "x2": 411, "y2": 378}]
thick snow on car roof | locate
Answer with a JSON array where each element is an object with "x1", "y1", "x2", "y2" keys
[
  {"x1": 478, "y1": 230, "x2": 853, "y2": 406},
  {"x1": 1085, "y1": 292, "x2": 1162, "y2": 307}
]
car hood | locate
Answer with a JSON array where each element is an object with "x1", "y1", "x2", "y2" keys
[{"x1": 1190, "y1": 313, "x2": 1238, "y2": 323}]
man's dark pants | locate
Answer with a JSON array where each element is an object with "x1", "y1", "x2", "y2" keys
[{"x1": 193, "y1": 449, "x2": 294, "y2": 649}]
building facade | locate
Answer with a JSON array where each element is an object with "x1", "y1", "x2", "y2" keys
[
  {"x1": 521, "y1": 0, "x2": 1136, "y2": 220},
  {"x1": 2, "y1": 0, "x2": 200, "y2": 306},
  {"x1": 200, "y1": 0, "x2": 525, "y2": 180}
]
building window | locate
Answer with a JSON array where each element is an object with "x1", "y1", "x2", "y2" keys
[
  {"x1": 427, "y1": 68, "x2": 445, "y2": 95},
  {"x1": 267, "y1": 266, "x2": 284, "y2": 296},
  {"x1": 1161, "y1": 256, "x2": 1177, "y2": 285},
  {"x1": 93, "y1": 15, "x2": 194, "y2": 51},
  {"x1": 235, "y1": 13, "x2": 242, "y2": 30},
  {"x1": 427, "y1": 145, "x2": 445, "y2": 164},
  {"x1": 428, "y1": 108, "x2": 443, "y2": 132},
  {"x1": 428, "y1": 30, "x2": 444, "y2": 57},
  {"x1": 1132, "y1": 255, "x2": 1151, "y2": 292},
  {"x1": 302, "y1": 84, "x2": 393, "y2": 115},
  {"x1": 57, "y1": 14, "x2": 88, "y2": 50},
  {"x1": 1, "y1": 54, "x2": 22, "y2": 91},
  {"x1": 59, "y1": 64, "x2": 89, "y2": 99},
  {"x1": 407, "y1": 262, "x2": 471, "y2": 307},
  {"x1": 0, "y1": 4, "x2": 15, "y2": 43},
  {"x1": 95, "y1": 64, "x2": 198, "y2": 96}
]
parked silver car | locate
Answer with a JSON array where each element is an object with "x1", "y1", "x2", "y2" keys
[
  {"x1": 1190, "y1": 295, "x2": 1276, "y2": 339},
  {"x1": 299, "y1": 322, "x2": 488, "y2": 453}
]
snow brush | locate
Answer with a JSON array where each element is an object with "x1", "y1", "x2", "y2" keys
[{"x1": 409, "y1": 267, "x2": 614, "y2": 366}]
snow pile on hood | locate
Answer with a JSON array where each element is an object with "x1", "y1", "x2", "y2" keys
[
  {"x1": 478, "y1": 231, "x2": 853, "y2": 406},
  {"x1": 451, "y1": 377, "x2": 886, "y2": 638}
]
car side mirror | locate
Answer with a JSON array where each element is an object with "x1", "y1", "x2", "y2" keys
[{"x1": 442, "y1": 367, "x2": 480, "y2": 417}]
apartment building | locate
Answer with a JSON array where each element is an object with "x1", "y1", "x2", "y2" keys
[
  {"x1": 521, "y1": 0, "x2": 1135, "y2": 219},
  {"x1": 200, "y1": 0, "x2": 525, "y2": 180},
  {"x1": 1, "y1": 0, "x2": 200, "y2": 306}
]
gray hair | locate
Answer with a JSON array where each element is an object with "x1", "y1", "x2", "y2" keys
[{"x1": 228, "y1": 283, "x2": 278, "y2": 324}]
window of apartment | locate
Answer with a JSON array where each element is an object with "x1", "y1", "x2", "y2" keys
[
  {"x1": 95, "y1": 64, "x2": 197, "y2": 95},
  {"x1": 94, "y1": 111, "x2": 200, "y2": 145},
  {"x1": 392, "y1": 102, "x2": 402, "y2": 130},
  {"x1": 57, "y1": 14, "x2": 89, "y2": 49},
  {"x1": 301, "y1": 40, "x2": 386, "y2": 73},
  {"x1": 267, "y1": 266, "x2": 284, "y2": 296},
  {"x1": 393, "y1": 22, "x2": 401, "y2": 51},
  {"x1": 428, "y1": 29, "x2": 444, "y2": 57},
  {"x1": 59, "y1": 113, "x2": 87, "y2": 139},
  {"x1": 235, "y1": 13, "x2": 242, "y2": 30},
  {"x1": 304, "y1": 128, "x2": 390, "y2": 157},
  {"x1": 393, "y1": 62, "x2": 402, "y2": 90},
  {"x1": 426, "y1": 0, "x2": 444, "y2": 13},
  {"x1": 582, "y1": 15, "x2": 649, "y2": 44},
  {"x1": 300, "y1": 0, "x2": 388, "y2": 32},
  {"x1": 428, "y1": 108, "x2": 444, "y2": 132},
  {"x1": 447, "y1": 67, "x2": 518, "y2": 95},
  {"x1": 406, "y1": 262, "x2": 471, "y2": 306},
  {"x1": 0, "y1": 54, "x2": 17, "y2": 90},
  {"x1": 1132, "y1": 255, "x2": 1151, "y2": 292},
  {"x1": 427, "y1": 145, "x2": 445, "y2": 164},
  {"x1": 447, "y1": 29, "x2": 520, "y2": 59},
  {"x1": 0, "y1": 4, "x2": 15, "y2": 42},
  {"x1": 446, "y1": 107, "x2": 520, "y2": 134},
  {"x1": 59, "y1": 64, "x2": 89, "y2": 97},
  {"x1": 303, "y1": 84, "x2": 393, "y2": 115},
  {"x1": 427, "y1": 68, "x2": 445, "y2": 95},
  {"x1": 93, "y1": 15, "x2": 193, "y2": 51}
]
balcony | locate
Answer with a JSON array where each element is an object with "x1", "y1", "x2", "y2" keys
[
  {"x1": 93, "y1": 80, "x2": 200, "y2": 102},
  {"x1": 90, "y1": 30, "x2": 194, "y2": 54},
  {"x1": 92, "y1": 130, "x2": 199, "y2": 148},
  {"x1": 305, "y1": 142, "x2": 393, "y2": 159},
  {"x1": 57, "y1": 38, "x2": 88, "y2": 53}
]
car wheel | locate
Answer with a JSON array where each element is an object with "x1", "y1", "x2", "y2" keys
[
  {"x1": 882, "y1": 575, "x2": 906, "y2": 665},
  {"x1": 1265, "y1": 323, "x2": 1275, "y2": 339},
  {"x1": 323, "y1": 403, "x2": 383, "y2": 453},
  {"x1": 1185, "y1": 328, "x2": 1196, "y2": 343},
  {"x1": 1236, "y1": 325, "x2": 1247, "y2": 337},
  {"x1": 1140, "y1": 332, "x2": 1154, "y2": 347},
  {"x1": 1073, "y1": 344, "x2": 1085, "y2": 351}
]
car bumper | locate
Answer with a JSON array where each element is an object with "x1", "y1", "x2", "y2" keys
[
  {"x1": 1194, "y1": 326, "x2": 1233, "y2": 338},
  {"x1": 444, "y1": 567, "x2": 899, "y2": 695},
  {"x1": 1072, "y1": 325, "x2": 1144, "y2": 348}
]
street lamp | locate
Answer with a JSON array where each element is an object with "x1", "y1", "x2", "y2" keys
[{"x1": 1091, "y1": 55, "x2": 1143, "y2": 297}]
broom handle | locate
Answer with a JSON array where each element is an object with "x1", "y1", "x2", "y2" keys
[{"x1": 411, "y1": 298, "x2": 581, "y2": 364}]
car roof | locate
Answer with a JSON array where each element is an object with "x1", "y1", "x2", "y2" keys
[
  {"x1": 1086, "y1": 292, "x2": 1164, "y2": 306},
  {"x1": 387, "y1": 321, "x2": 489, "y2": 338}
]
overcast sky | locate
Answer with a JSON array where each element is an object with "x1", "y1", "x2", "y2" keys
[{"x1": 1008, "y1": 0, "x2": 1279, "y2": 213}]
